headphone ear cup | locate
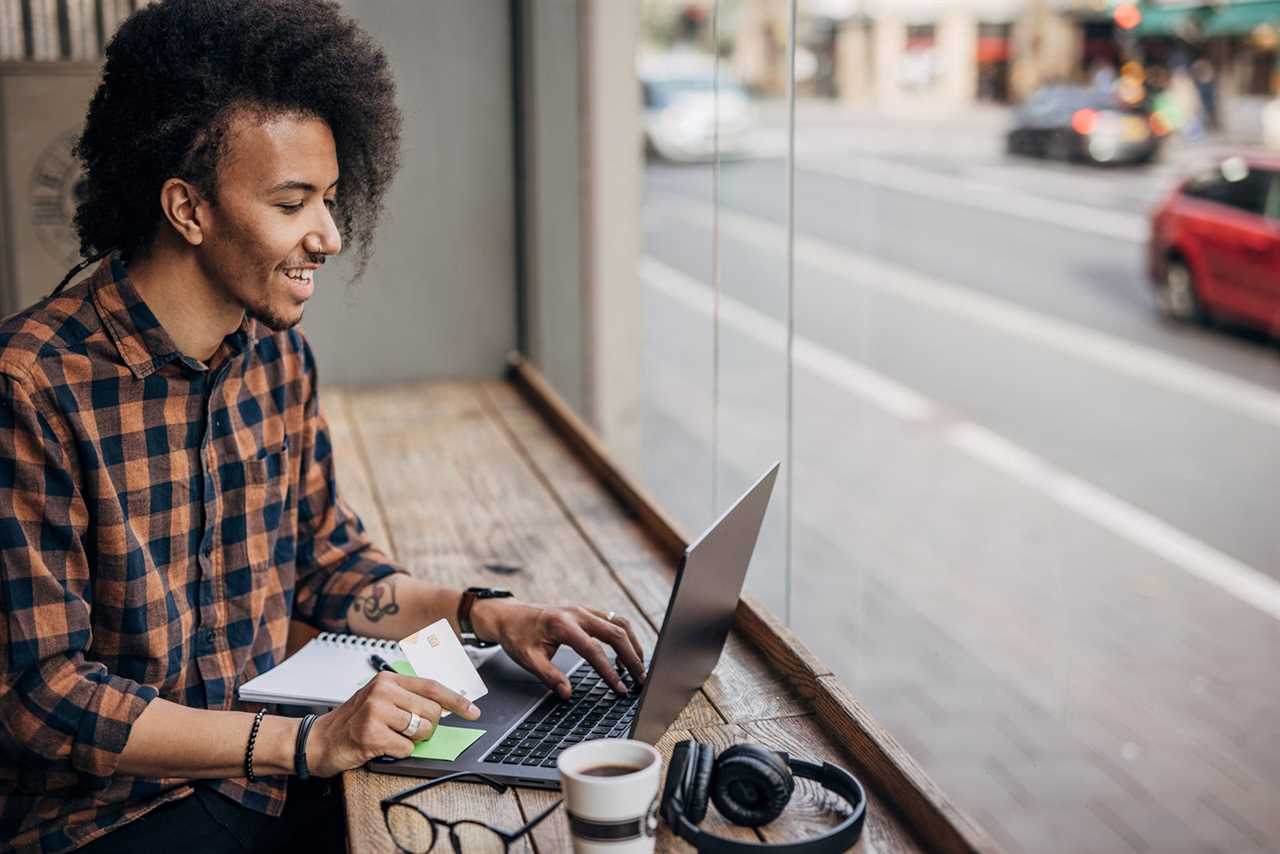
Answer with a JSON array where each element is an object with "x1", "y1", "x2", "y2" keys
[
  {"x1": 710, "y1": 744, "x2": 794, "y2": 828},
  {"x1": 684, "y1": 742, "x2": 716, "y2": 824},
  {"x1": 661, "y1": 740, "x2": 693, "y2": 825}
]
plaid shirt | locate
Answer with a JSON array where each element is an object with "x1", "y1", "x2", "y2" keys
[{"x1": 0, "y1": 258, "x2": 403, "y2": 852}]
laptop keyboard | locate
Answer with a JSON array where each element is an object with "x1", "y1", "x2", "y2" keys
[{"x1": 482, "y1": 665, "x2": 641, "y2": 768}]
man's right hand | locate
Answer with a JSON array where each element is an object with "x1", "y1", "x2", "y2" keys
[{"x1": 307, "y1": 671, "x2": 482, "y2": 778}]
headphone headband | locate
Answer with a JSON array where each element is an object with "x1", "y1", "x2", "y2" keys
[{"x1": 668, "y1": 751, "x2": 867, "y2": 853}]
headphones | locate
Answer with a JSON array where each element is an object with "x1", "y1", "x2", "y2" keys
[{"x1": 660, "y1": 739, "x2": 867, "y2": 853}]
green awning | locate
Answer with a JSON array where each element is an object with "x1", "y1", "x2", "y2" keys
[
  {"x1": 1133, "y1": 3, "x2": 1204, "y2": 37},
  {"x1": 1203, "y1": 0, "x2": 1280, "y2": 36}
]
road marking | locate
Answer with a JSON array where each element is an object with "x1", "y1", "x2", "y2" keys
[
  {"x1": 964, "y1": 160, "x2": 1175, "y2": 211},
  {"x1": 642, "y1": 256, "x2": 937, "y2": 422},
  {"x1": 947, "y1": 423, "x2": 1280, "y2": 622},
  {"x1": 655, "y1": 198, "x2": 1280, "y2": 431},
  {"x1": 642, "y1": 253, "x2": 1280, "y2": 623},
  {"x1": 802, "y1": 155, "x2": 1150, "y2": 243}
]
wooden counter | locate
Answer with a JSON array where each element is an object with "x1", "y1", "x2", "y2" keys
[{"x1": 329, "y1": 361, "x2": 999, "y2": 853}]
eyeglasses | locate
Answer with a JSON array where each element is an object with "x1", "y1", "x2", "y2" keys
[{"x1": 380, "y1": 772, "x2": 564, "y2": 853}]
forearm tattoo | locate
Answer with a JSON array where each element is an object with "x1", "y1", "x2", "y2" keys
[{"x1": 351, "y1": 577, "x2": 401, "y2": 622}]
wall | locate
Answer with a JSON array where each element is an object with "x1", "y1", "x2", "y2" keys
[
  {"x1": 523, "y1": 0, "x2": 586, "y2": 415},
  {"x1": 583, "y1": 0, "x2": 642, "y2": 473},
  {"x1": 305, "y1": 0, "x2": 516, "y2": 385},
  {"x1": 0, "y1": 63, "x2": 99, "y2": 315},
  {"x1": 520, "y1": 0, "x2": 642, "y2": 470},
  {"x1": 0, "y1": 2, "x2": 517, "y2": 386}
]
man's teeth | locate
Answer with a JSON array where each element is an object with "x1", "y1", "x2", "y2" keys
[{"x1": 283, "y1": 269, "x2": 314, "y2": 282}]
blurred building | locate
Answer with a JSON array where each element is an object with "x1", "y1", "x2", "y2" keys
[
  {"x1": 646, "y1": 0, "x2": 1053, "y2": 112},
  {"x1": 843, "y1": 1, "x2": 1026, "y2": 110},
  {"x1": 639, "y1": 0, "x2": 1277, "y2": 135},
  {"x1": 1129, "y1": 0, "x2": 1280, "y2": 137}
]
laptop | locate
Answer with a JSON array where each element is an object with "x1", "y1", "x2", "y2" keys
[{"x1": 367, "y1": 462, "x2": 780, "y2": 787}]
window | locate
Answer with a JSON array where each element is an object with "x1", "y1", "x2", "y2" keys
[
  {"x1": 900, "y1": 24, "x2": 937, "y2": 91},
  {"x1": 1184, "y1": 162, "x2": 1272, "y2": 216},
  {"x1": 528, "y1": 5, "x2": 1280, "y2": 852}
]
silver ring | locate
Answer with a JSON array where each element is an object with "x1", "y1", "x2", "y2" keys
[
  {"x1": 606, "y1": 611, "x2": 616, "y2": 622},
  {"x1": 400, "y1": 710, "x2": 422, "y2": 739}
]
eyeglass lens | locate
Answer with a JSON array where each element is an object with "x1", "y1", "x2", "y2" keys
[
  {"x1": 447, "y1": 821, "x2": 508, "y2": 852},
  {"x1": 386, "y1": 803, "x2": 435, "y2": 853},
  {"x1": 386, "y1": 805, "x2": 510, "y2": 853}
]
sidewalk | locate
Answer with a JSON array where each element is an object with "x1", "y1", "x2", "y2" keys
[
  {"x1": 748, "y1": 98, "x2": 1011, "y2": 160},
  {"x1": 747, "y1": 96, "x2": 1277, "y2": 165}
]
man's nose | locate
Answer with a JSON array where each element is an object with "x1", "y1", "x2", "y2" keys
[{"x1": 304, "y1": 206, "x2": 342, "y2": 256}]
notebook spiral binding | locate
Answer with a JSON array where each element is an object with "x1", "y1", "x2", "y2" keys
[{"x1": 316, "y1": 632, "x2": 400, "y2": 650}]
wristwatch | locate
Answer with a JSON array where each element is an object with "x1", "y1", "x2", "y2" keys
[{"x1": 457, "y1": 587, "x2": 513, "y2": 647}]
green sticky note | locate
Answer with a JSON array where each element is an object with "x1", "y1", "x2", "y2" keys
[
  {"x1": 357, "y1": 659, "x2": 416, "y2": 689},
  {"x1": 410, "y1": 725, "x2": 487, "y2": 761},
  {"x1": 356, "y1": 661, "x2": 485, "y2": 760}
]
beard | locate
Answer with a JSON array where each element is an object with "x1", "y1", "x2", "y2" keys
[{"x1": 246, "y1": 299, "x2": 304, "y2": 332}]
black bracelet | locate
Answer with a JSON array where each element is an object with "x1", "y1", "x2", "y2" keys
[
  {"x1": 245, "y1": 708, "x2": 267, "y2": 783},
  {"x1": 294, "y1": 713, "x2": 319, "y2": 780}
]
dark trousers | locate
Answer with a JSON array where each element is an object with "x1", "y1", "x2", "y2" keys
[{"x1": 77, "y1": 778, "x2": 346, "y2": 853}]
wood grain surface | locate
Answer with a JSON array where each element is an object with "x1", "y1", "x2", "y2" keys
[
  {"x1": 330, "y1": 377, "x2": 987, "y2": 852},
  {"x1": 503, "y1": 358, "x2": 1001, "y2": 854}
]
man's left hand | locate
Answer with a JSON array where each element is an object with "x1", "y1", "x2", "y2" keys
[{"x1": 473, "y1": 601, "x2": 646, "y2": 699}]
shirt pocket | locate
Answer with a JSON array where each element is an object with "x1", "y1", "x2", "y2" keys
[{"x1": 233, "y1": 436, "x2": 291, "y2": 574}]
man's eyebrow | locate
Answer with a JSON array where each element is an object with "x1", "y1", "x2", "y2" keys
[{"x1": 268, "y1": 178, "x2": 340, "y2": 193}]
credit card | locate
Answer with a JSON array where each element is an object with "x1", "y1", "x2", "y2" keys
[{"x1": 399, "y1": 618, "x2": 489, "y2": 717}]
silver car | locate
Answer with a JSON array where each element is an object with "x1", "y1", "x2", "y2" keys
[{"x1": 639, "y1": 51, "x2": 753, "y2": 163}]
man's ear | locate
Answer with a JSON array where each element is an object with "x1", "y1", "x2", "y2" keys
[{"x1": 158, "y1": 178, "x2": 206, "y2": 247}]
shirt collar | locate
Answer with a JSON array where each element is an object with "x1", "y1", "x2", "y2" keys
[{"x1": 89, "y1": 256, "x2": 260, "y2": 378}]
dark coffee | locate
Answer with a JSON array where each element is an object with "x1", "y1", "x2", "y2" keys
[{"x1": 580, "y1": 763, "x2": 645, "y2": 777}]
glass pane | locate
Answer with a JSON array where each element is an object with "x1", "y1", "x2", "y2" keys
[
  {"x1": 710, "y1": 0, "x2": 791, "y2": 616},
  {"x1": 538, "y1": 3, "x2": 1280, "y2": 851},
  {"x1": 638, "y1": 0, "x2": 793, "y2": 615},
  {"x1": 638, "y1": 3, "x2": 718, "y2": 536},
  {"x1": 791, "y1": 3, "x2": 1280, "y2": 854}
]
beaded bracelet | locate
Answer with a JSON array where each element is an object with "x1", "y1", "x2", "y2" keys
[{"x1": 245, "y1": 707, "x2": 267, "y2": 782}]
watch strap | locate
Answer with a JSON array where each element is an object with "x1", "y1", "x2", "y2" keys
[{"x1": 458, "y1": 587, "x2": 512, "y2": 647}]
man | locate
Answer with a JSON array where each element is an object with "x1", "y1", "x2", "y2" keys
[{"x1": 0, "y1": 2, "x2": 644, "y2": 851}]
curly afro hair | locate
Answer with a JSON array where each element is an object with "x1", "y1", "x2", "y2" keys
[{"x1": 73, "y1": 0, "x2": 401, "y2": 280}]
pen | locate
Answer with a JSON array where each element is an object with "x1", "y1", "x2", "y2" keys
[{"x1": 369, "y1": 654, "x2": 397, "y2": 674}]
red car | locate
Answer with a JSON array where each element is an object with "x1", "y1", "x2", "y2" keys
[{"x1": 1149, "y1": 155, "x2": 1280, "y2": 333}]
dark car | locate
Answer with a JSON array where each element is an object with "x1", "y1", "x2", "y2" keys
[
  {"x1": 1007, "y1": 85, "x2": 1162, "y2": 165},
  {"x1": 1149, "y1": 155, "x2": 1280, "y2": 333}
]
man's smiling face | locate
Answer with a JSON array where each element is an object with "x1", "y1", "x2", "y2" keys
[{"x1": 197, "y1": 110, "x2": 342, "y2": 332}]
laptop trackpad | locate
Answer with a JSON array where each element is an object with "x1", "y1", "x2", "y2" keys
[
  {"x1": 469, "y1": 646, "x2": 586, "y2": 727},
  {"x1": 478, "y1": 644, "x2": 585, "y2": 684}
]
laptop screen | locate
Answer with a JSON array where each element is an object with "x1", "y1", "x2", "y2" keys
[{"x1": 628, "y1": 463, "x2": 779, "y2": 744}]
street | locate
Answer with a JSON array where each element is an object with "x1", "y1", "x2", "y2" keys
[{"x1": 637, "y1": 122, "x2": 1280, "y2": 854}]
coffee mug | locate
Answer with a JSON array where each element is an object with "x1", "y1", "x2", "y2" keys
[{"x1": 557, "y1": 739, "x2": 662, "y2": 854}]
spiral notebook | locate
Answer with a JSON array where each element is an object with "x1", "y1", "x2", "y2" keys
[{"x1": 238, "y1": 632, "x2": 417, "y2": 707}]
